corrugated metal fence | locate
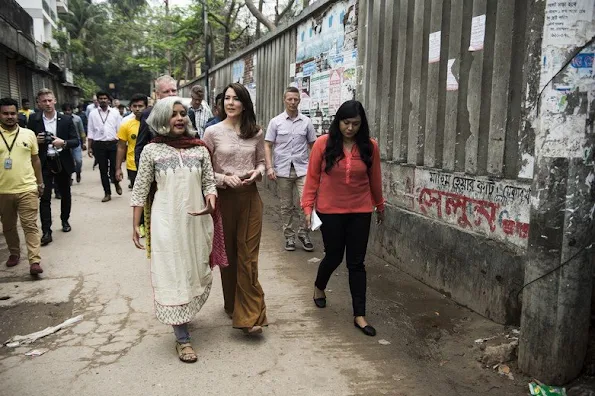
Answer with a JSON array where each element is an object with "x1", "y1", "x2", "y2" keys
[
  {"x1": 360, "y1": 0, "x2": 529, "y2": 180},
  {"x1": 183, "y1": 0, "x2": 531, "y2": 180}
]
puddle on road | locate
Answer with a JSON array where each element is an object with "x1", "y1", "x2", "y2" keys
[{"x1": 0, "y1": 301, "x2": 74, "y2": 346}]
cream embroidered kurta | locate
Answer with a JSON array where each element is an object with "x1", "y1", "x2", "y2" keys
[{"x1": 131, "y1": 143, "x2": 218, "y2": 325}]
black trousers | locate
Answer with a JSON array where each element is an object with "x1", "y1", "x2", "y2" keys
[
  {"x1": 93, "y1": 140, "x2": 118, "y2": 195},
  {"x1": 315, "y1": 212, "x2": 372, "y2": 317},
  {"x1": 40, "y1": 166, "x2": 71, "y2": 234},
  {"x1": 127, "y1": 169, "x2": 137, "y2": 186}
]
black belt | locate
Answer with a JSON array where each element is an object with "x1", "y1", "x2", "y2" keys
[{"x1": 93, "y1": 140, "x2": 118, "y2": 144}]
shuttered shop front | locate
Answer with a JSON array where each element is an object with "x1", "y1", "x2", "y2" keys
[{"x1": 0, "y1": 54, "x2": 10, "y2": 98}]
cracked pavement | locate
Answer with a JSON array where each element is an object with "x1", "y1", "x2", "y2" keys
[{"x1": 0, "y1": 161, "x2": 528, "y2": 395}]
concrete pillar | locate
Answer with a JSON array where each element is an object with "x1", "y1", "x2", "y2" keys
[{"x1": 519, "y1": 0, "x2": 595, "y2": 385}]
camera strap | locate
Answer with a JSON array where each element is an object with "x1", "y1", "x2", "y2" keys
[{"x1": 0, "y1": 127, "x2": 20, "y2": 157}]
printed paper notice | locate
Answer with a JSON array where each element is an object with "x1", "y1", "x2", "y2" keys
[
  {"x1": 469, "y1": 14, "x2": 486, "y2": 51},
  {"x1": 447, "y1": 59, "x2": 458, "y2": 91},
  {"x1": 544, "y1": 0, "x2": 595, "y2": 46},
  {"x1": 289, "y1": 63, "x2": 296, "y2": 78},
  {"x1": 428, "y1": 31, "x2": 441, "y2": 63}
]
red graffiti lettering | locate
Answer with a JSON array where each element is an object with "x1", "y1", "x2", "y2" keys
[
  {"x1": 418, "y1": 188, "x2": 442, "y2": 217},
  {"x1": 445, "y1": 194, "x2": 472, "y2": 228},
  {"x1": 502, "y1": 219, "x2": 516, "y2": 235},
  {"x1": 516, "y1": 222, "x2": 529, "y2": 238}
]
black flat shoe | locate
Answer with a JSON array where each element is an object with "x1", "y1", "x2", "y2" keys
[
  {"x1": 354, "y1": 320, "x2": 376, "y2": 337},
  {"x1": 313, "y1": 297, "x2": 326, "y2": 308}
]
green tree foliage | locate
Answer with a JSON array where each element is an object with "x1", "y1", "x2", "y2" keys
[
  {"x1": 57, "y1": 0, "x2": 301, "y2": 100},
  {"x1": 74, "y1": 74, "x2": 100, "y2": 99}
]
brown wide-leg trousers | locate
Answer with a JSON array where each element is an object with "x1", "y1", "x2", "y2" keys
[{"x1": 218, "y1": 184, "x2": 268, "y2": 328}]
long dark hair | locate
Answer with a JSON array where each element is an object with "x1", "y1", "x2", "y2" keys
[
  {"x1": 324, "y1": 100, "x2": 372, "y2": 174},
  {"x1": 223, "y1": 83, "x2": 260, "y2": 139}
]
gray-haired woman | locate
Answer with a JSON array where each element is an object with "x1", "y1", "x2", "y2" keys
[{"x1": 130, "y1": 97, "x2": 218, "y2": 363}]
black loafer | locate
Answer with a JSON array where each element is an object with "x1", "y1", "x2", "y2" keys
[
  {"x1": 41, "y1": 232, "x2": 53, "y2": 246},
  {"x1": 313, "y1": 297, "x2": 326, "y2": 308},
  {"x1": 354, "y1": 320, "x2": 376, "y2": 337},
  {"x1": 62, "y1": 221, "x2": 71, "y2": 232}
]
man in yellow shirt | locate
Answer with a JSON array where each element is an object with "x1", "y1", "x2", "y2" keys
[
  {"x1": 116, "y1": 94, "x2": 147, "y2": 189},
  {"x1": 18, "y1": 98, "x2": 34, "y2": 128},
  {"x1": 0, "y1": 98, "x2": 44, "y2": 275}
]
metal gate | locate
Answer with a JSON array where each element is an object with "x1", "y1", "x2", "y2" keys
[
  {"x1": 7, "y1": 59, "x2": 20, "y2": 101},
  {"x1": 0, "y1": 54, "x2": 10, "y2": 98}
]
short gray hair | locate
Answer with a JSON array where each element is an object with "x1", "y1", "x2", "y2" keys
[
  {"x1": 155, "y1": 75, "x2": 176, "y2": 92},
  {"x1": 190, "y1": 85, "x2": 204, "y2": 95},
  {"x1": 146, "y1": 96, "x2": 195, "y2": 137}
]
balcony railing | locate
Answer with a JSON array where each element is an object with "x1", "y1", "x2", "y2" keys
[
  {"x1": 0, "y1": 0, "x2": 35, "y2": 40},
  {"x1": 42, "y1": 0, "x2": 57, "y2": 22},
  {"x1": 56, "y1": 0, "x2": 68, "y2": 14}
]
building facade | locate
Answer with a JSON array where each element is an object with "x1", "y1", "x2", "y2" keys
[{"x1": 0, "y1": 0, "x2": 79, "y2": 106}]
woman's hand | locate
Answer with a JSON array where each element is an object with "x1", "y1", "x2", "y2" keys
[
  {"x1": 133, "y1": 226, "x2": 145, "y2": 250},
  {"x1": 242, "y1": 170, "x2": 261, "y2": 185},
  {"x1": 188, "y1": 194, "x2": 216, "y2": 216},
  {"x1": 266, "y1": 168, "x2": 277, "y2": 181},
  {"x1": 305, "y1": 213, "x2": 312, "y2": 229},
  {"x1": 376, "y1": 210, "x2": 385, "y2": 225},
  {"x1": 224, "y1": 174, "x2": 243, "y2": 188}
]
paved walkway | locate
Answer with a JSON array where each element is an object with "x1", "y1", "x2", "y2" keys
[{"x1": 0, "y1": 161, "x2": 527, "y2": 395}]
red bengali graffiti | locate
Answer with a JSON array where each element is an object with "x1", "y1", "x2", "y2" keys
[
  {"x1": 418, "y1": 188, "x2": 500, "y2": 233},
  {"x1": 501, "y1": 217, "x2": 529, "y2": 239}
]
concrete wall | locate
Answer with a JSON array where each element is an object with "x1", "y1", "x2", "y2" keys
[
  {"x1": 357, "y1": 0, "x2": 533, "y2": 325},
  {"x1": 181, "y1": 0, "x2": 536, "y2": 325}
]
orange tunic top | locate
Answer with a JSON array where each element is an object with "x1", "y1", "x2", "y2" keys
[{"x1": 301, "y1": 134, "x2": 385, "y2": 215}]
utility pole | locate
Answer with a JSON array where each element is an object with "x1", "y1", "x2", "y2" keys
[
  {"x1": 203, "y1": 0, "x2": 210, "y2": 103},
  {"x1": 518, "y1": 0, "x2": 595, "y2": 385},
  {"x1": 165, "y1": 0, "x2": 172, "y2": 75}
]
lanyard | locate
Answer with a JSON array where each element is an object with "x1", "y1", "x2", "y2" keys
[
  {"x1": 0, "y1": 127, "x2": 20, "y2": 157},
  {"x1": 99, "y1": 109, "x2": 110, "y2": 125}
]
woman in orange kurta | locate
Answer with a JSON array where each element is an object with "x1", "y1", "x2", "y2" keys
[{"x1": 302, "y1": 100, "x2": 385, "y2": 337}]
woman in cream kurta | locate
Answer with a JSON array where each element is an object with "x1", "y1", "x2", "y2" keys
[{"x1": 131, "y1": 97, "x2": 218, "y2": 363}]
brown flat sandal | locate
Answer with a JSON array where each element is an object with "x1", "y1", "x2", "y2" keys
[
  {"x1": 176, "y1": 342, "x2": 197, "y2": 363},
  {"x1": 242, "y1": 326, "x2": 263, "y2": 335}
]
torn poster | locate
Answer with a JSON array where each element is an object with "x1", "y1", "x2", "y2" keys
[
  {"x1": 544, "y1": 0, "x2": 595, "y2": 46},
  {"x1": 469, "y1": 14, "x2": 486, "y2": 51},
  {"x1": 447, "y1": 59, "x2": 459, "y2": 91}
]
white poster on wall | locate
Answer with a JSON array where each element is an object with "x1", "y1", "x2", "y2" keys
[
  {"x1": 428, "y1": 31, "x2": 441, "y2": 63},
  {"x1": 468, "y1": 14, "x2": 486, "y2": 51}
]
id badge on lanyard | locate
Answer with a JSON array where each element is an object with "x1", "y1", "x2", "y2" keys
[{"x1": 1, "y1": 127, "x2": 19, "y2": 170}]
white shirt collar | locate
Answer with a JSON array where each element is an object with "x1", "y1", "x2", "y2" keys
[{"x1": 43, "y1": 112, "x2": 57, "y2": 122}]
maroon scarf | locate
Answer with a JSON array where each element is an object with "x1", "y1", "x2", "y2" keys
[{"x1": 147, "y1": 135, "x2": 228, "y2": 269}]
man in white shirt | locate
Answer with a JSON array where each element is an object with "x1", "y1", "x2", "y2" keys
[
  {"x1": 87, "y1": 91, "x2": 123, "y2": 202},
  {"x1": 85, "y1": 95, "x2": 98, "y2": 117},
  {"x1": 188, "y1": 85, "x2": 212, "y2": 138}
]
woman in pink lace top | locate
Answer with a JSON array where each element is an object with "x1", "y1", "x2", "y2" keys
[{"x1": 203, "y1": 83, "x2": 268, "y2": 335}]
